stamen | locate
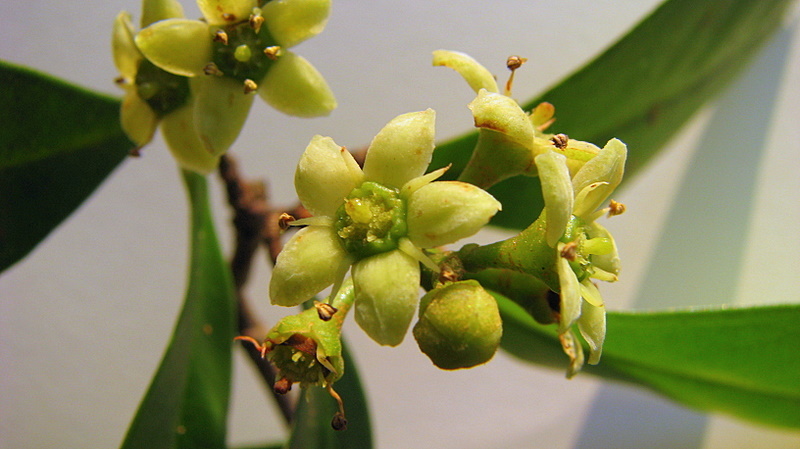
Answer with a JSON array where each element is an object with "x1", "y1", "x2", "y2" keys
[
  {"x1": 560, "y1": 241, "x2": 579, "y2": 261},
  {"x1": 273, "y1": 377, "x2": 292, "y2": 395},
  {"x1": 607, "y1": 199, "x2": 626, "y2": 217},
  {"x1": 263, "y1": 46, "x2": 282, "y2": 60},
  {"x1": 504, "y1": 55, "x2": 528, "y2": 97},
  {"x1": 327, "y1": 385, "x2": 348, "y2": 431},
  {"x1": 249, "y1": 12, "x2": 264, "y2": 33},
  {"x1": 213, "y1": 29, "x2": 229, "y2": 45},
  {"x1": 243, "y1": 79, "x2": 258, "y2": 94},
  {"x1": 203, "y1": 62, "x2": 224, "y2": 76},
  {"x1": 234, "y1": 335, "x2": 269, "y2": 358},
  {"x1": 278, "y1": 213, "x2": 296, "y2": 231},
  {"x1": 314, "y1": 301, "x2": 338, "y2": 321},
  {"x1": 551, "y1": 133, "x2": 569, "y2": 150}
]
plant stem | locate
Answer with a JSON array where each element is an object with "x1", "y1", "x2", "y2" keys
[{"x1": 218, "y1": 154, "x2": 294, "y2": 425}]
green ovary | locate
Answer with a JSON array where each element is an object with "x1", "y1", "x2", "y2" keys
[{"x1": 334, "y1": 181, "x2": 407, "y2": 259}]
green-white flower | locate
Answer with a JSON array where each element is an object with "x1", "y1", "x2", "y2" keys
[
  {"x1": 113, "y1": 0, "x2": 219, "y2": 174},
  {"x1": 536, "y1": 138, "x2": 626, "y2": 373},
  {"x1": 270, "y1": 109, "x2": 501, "y2": 346},
  {"x1": 434, "y1": 49, "x2": 603, "y2": 188},
  {"x1": 134, "y1": 0, "x2": 336, "y2": 155}
]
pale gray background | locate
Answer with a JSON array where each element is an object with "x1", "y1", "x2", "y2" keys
[{"x1": 2, "y1": 1, "x2": 800, "y2": 448}]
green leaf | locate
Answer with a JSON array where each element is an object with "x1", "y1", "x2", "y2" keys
[
  {"x1": 120, "y1": 171, "x2": 237, "y2": 449},
  {"x1": 287, "y1": 340, "x2": 373, "y2": 449},
  {"x1": 0, "y1": 61, "x2": 133, "y2": 272},
  {"x1": 430, "y1": 0, "x2": 794, "y2": 229},
  {"x1": 498, "y1": 296, "x2": 800, "y2": 429}
]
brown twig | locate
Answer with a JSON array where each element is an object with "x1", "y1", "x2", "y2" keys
[{"x1": 218, "y1": 154, "x2": 294, "y2": 424}]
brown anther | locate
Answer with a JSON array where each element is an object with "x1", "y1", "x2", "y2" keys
[
  {"x1": 439, "y1": 268, "x2": 459, "y2": 284},
  {"x1": 608, "y1": 199, "x2": 626, "y2": 217},
  {"x1": 213, "y1": 29, "x2": 229, "y2": 45},
  {"x1": 278, "y1": 212, "x2": 296, "y2": 231},
  {"x1": 273, "y1": 377, "x2": 293, "y2": 395},
  {"x1": 314, "y1": 301, "x2": 338, "y2": 321},
  {"x1": 114, "y1": 76, "x2": 127, "y2": 86},
  {"x1": 249, "y1": 14, "x2": 265, "y2": 33},
  {"x1": 506, "y1": 55, "x2": 528, "y2": 71},
  {"x1": 560, "y1": 241, "x2": 579, "y2": 261},
  {"x1": 129, "y1": 147, "x2": 142, "y2": 158},
  {"x1": 327, "y1": 385, "x2": 347, "y2": 431},
  {"x1": 551, "y1": 133, "x2": 569, "y2": 149},
  {"x1": 221, "y1": 13, "x2": 237, "y2": 22},
  {"x1": 504, "y1": 55, "x2": 528, "y2": 96},
  {"x1": 263, "y1": 46, "x2": 282, "y2": 60},
  {"x1": 203, "y1": 62, "x2": 224, "y2": 76},
  {"x1": 243, "y1": 79, "x2": 258, "y2": 94},
  {"x1": 331, "y1": 412, "x2": 348, "y2": 431}
]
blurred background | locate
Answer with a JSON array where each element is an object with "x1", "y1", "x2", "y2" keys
[{"x1": 1, "y1": 1, "x2": 799, "y2": 447}]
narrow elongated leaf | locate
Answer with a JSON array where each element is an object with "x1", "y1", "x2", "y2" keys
[
  {"x1": 0, "y1": 61, "x2": 132, "y2": 272},
  {"x1": 287, "y1": 341, "x2": 373, "y2": 449},
  {"x1": 430, "y1": 0, "x2": 794, "y2": 229},
  {"x1": 120, "y1": 171, "x2": 237, "y2": 449},
  {"x1": 498, "y1": 296, "x2": 800, "y2": 429}
]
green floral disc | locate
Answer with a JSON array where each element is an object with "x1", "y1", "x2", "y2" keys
[
  {"x1": 212, "y1": 19, "x2": 278, "y2": 83},
  {"x1": 334, "y1": 181, "x2": 407, "y2": 259}
]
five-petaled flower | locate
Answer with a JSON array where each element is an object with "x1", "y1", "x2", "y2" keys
[
  {"x1": 134, "y1": 0, "x2": 337, "y2": 156},
  {"x1": 536, "y1": 139, "x2": 626, "y2": 375},
  {"x1": 270, "y1": 109, "x2": 501, "y2": 346},
  {"x1": 113, "y1": 0, "x2": 220, "y2": 173}
]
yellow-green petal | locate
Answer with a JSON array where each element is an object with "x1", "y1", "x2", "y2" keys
[
  {"x1": 197, "y1": 0, "x2": 258, "y2": 26},
  {"x1": 572, "y1": 138, "x2": 627, "y2": 219},
  {"x1": 353, "y1": 249, "x2": 420, "y2": 346},
  {"x1": 269, "y1": 225, "x2": 351, "y2": 307},
  {"x1": 136, "y1": 19, "x2": 212, "y2": 77},
  {"x1": 261, "y1": 0, "x2": 331, "y2": 48},
  {"x1": 556, "y1": 242, "x2": 582, "y2": 334},
  {"x1": 536, "y1": 152, "x2": 574, "y2": 247},
  {"x1": 120, "y1": 92, "x2": 158, "y2": 147},
  {"x1": 406, "y1": 181, "x2": 500, "y2": 248},
  {"x1": 586, "y1": 222, "x2": 621, "y2": 276},
  {"x1": 295, "y1": 135, "x2": 364, "y2": 217},
  {"x1": 468, "y1": 89, "x2": 534, "y2": 148},
  {"x1": 140, "y1": 0, "x2": 184, "y2": 27},
  {"x1": 191, "y1": 75, "x2": 254, "y2": 156},
  {"x1": 577, "y1": 299, "x2": 606, "y2": 365},
  {"x1": 160, "y1": 103, "x2": 220, "y2": 174},
  {"x1": 258, "y1": 51, "x2": 336, "y2": 117},
  {"x1": 362, "y1": 109, "x2": 436, "y2": 189},
  {"x1": 112, "y1": 12, "x2": 141, "y2": 80},
  {"x1": 432, "y1": 49, "x2": 499, "y2": 94}
]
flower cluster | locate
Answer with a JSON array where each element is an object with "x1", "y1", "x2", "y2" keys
[
  {"x1": 269, "y1": 109, "x2": 502, "y2": 347},
  {"x1": 436, "y1": 50, "x2": 627, "y2": 375},
  {"x1": 113, "y1": 0, "x2": 336, "y2": 173}
]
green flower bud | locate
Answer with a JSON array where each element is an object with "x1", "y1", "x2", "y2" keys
[{"x1": 413, "y1": 280, "x2": 502, "y2": 370}]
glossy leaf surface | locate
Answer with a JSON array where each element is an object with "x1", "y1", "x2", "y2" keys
[
  {"x1": 498, "y1": 295, "x2": 800, "y2": 429},
  {"x1": 0, "y1": 61, "x2": 132, "y2": 272},
  {"x1": 120, "y1": 171, "x2": 237, "y2": 449}
]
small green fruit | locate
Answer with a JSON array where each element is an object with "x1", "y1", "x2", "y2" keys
[{"x1": 413, "y1": 280, "x2": 502, "y2": 370}]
